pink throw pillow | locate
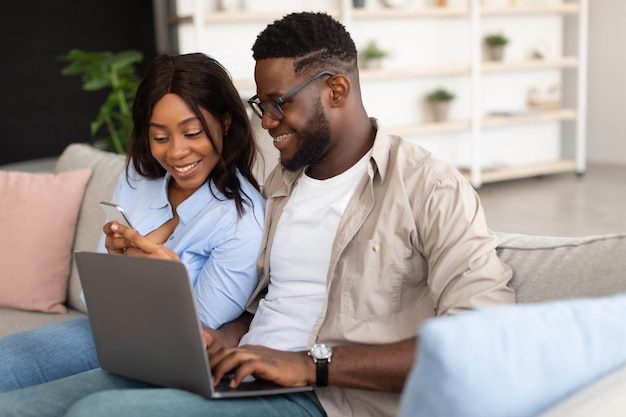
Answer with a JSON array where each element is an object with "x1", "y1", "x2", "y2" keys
[{"x1": 0, "y1": 168, "x2": 92, "y2": 313}]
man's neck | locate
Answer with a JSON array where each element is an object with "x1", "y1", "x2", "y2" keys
[{"x1": 307, "y1": 120, "x2": 376, "y2": 180}]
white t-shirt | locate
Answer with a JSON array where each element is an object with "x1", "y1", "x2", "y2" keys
[{"x1": 240, "y1": 151, "x2": 370, "y2": 350}]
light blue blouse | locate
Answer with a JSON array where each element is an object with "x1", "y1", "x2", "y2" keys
[{"x1": 97, "y1": 164, "x2": 265, "y2": 329}]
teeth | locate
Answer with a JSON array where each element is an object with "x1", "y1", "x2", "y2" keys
[
  {"x1": 274, "y1": 133, "x2": 290, "y2": 143},
  {"x1": 174, "y1": 161, "x2": 199, "y2": 173}
]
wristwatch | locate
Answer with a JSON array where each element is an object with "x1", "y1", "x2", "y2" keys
[{"x1": 309, "y1": 343, "x2": 333, "y2": 387}]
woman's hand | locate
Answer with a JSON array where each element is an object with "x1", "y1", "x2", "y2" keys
[
  {"x1": 102, "y1": 221, "x2": 132, "y2": 255},
  {"x1": 202, "y1": 313, "x2": 253, "y2": 358},
  {"x1": 103, "y1": 222, "x2": 179, "y2": 261},
  {"x1": 202, "y1": 326, "x2": 237, "y2": 358}
]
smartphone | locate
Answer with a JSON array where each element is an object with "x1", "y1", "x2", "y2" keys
[{"x1": 99, "y1": 201, "x2": 135, "y2": 230}]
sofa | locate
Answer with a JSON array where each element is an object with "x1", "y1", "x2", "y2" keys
[
  {"x1": 0, "y1": 143, "x2": 125, "y2": 335},
  {"x1": 1, "y1": 142, "x2": 625, "y2": 416}
]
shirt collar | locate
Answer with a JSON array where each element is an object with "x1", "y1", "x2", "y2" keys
[
  {"x1": 368, "y1": 117, "x2": 391, "y2": 184},
  {"x1": 150, "y1": 171, "x2": 217, "y2": 226}
]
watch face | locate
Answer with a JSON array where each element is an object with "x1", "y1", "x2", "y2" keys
[{"x1": 310, "y1": 344, "x2": 333, "y2": 360}]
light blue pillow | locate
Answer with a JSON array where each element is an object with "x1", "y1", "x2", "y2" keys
[{"x1": 398, "y1": 293, "x2": 626, "y2": 417}]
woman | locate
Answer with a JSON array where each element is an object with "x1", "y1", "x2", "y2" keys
[{"x1": 0, "y1": 53, "x2": 265, "y2": 392}]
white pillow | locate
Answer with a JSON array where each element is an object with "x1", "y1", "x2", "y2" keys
[{"x1": 398, "y1": 293, "x2": 626, "y2": 417}]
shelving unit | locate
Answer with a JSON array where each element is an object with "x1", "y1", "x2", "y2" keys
[
  {"x1": 155, "y1": 0, "x2": 587, "y2": 188},
  {"x1": 465, "y1": 0, "x2": 587, "y2": 187}
]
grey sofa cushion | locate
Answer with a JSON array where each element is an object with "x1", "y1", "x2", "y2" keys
[
  {"x1": 0, "y1": 308, "x2": 86, "y2": 337},
  {"x1": 495, "y1": 232, "x2": 626, "y2": 303},
  {"x1": 54, "y1": 144, "x2": 126, "y2": 313}
]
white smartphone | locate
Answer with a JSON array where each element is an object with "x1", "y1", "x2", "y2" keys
[{"x1": 99, "y1": 201, "x2": 135, "y2": 230}]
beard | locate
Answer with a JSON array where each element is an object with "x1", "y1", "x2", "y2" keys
[{"x1": 282, "y1": 99, "x2": 331, "y2": 172}]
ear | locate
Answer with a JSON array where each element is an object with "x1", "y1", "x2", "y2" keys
[
  {"x1": 222, "y1": 113, "x2": 232, "y2": 135},
  {"x1": 326, "y1": 74, "x2": 350, "y2": 108}
]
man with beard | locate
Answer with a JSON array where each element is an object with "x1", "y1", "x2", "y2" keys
[{"x1": 0, "y1": 11, "x2": 515, "y2": 417}]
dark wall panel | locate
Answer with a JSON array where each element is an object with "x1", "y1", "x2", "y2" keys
[{"x1": 0, "y1": 1, "x2": 157, "y2": 164}]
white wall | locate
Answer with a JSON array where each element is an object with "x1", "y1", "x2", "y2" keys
[
  {"x1": 587, "y1": 0, "x2": 626, "y2": 164},
  {"x1": 166, "y1": 0, "x2": 626, "y2": 166}
]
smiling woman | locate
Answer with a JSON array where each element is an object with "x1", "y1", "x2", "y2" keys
[
  {"x1": 148, "y1": 93, "x2": 224, "y2": 210},
  {"x1": 0, "y1": 53, "x2": 266, "y2": 393}
]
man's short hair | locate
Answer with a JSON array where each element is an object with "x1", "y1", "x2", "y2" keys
[{"x1": 252, "y1": 12, "x2": 358, "y2": 76}]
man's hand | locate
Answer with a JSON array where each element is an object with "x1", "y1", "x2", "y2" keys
[
  {"x1": 205, "y1": 331, "x2": 415, "y2": 392},
  {"x1": 210, "y1": 345, "x2": 313, "y2": 389}
]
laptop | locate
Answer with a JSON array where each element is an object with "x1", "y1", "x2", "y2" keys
[{"x1": 74, "y1": 251, "x2": 313, "y2": 399}]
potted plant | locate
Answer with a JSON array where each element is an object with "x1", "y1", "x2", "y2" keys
[
  {"x1": 358, "y1": 40, "x2": 389, "y2": 70},
  {"x1": 484, "y1": 33, "x2": 509, "y2": 62},
  {"x1": 58, "y1": 49, "x2": 143, "y2": 154},
  {"x1": 426, "y1": 88, "x2": 455, "y2": 122}
]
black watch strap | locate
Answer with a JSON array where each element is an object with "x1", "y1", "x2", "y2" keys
[{"x1": 315, "y1": 358, "x2": 329, "y2": 387}]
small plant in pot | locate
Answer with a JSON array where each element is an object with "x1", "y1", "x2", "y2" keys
[
  {"x1": 358, "y1": 40, "x2": 389, "y2": 70},
  {"x1": 484, "y1": 33, "x2": 509, "y2": 62},
  {"x1": 426, "y1": 88, "x2": 455, "y2": 122}
]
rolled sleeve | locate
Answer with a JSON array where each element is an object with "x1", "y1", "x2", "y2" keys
[{"x1": 420, "y1": 174, "x2": 515, "y2": 315}]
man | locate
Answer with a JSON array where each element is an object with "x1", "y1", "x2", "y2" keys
[{"x1": 0, "y1": 12, "x2": 514, "y2": 417}]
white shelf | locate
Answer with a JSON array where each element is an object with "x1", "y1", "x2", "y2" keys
[
  {"x1": 389, "y1": 109, "x2": 576, "y2": 137},
  {"x1": 483, "y1": 109, "x2": 577, "y2": 128},
  {"x1": 461, "y1": 159, "x2": 578, "y2": 184},
  {"x1": 482, "y1": 57, "x2": 578, "y2": 73},
  {"x1": 481, "y1": 4, "x2": 579, "y2": 16},
  {"x1": 390, "y1": 120, "x2": 471, "y2": 136},
  {"x1": 234, "y1": 58, "x2": 578, "y2": 87},
  {"x1": 203, "y1": 10, "x2": 341, "y2": 23},
  {"x1": 353, "y1": 7, "x2": 470, "y2": 19},
  {"x1": 168, "y1": 4, "x2": 579, "y2": 25},
  {"x1": 465, "y1": 0, "x2": 587, "y2": 187},
  {"x1": 170, "y1": 7, "x2": 472, "y2": 23},
  {"x1": 360, "y1": 65, "x2": 470, "y2": 78}
]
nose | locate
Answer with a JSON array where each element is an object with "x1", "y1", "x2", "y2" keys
[
  {"x1": 168, "y1": 136, "x2": 191, "y2": 159},
  {"x1": 261, "y1": 112, "x2": 280, "y2": 130}
]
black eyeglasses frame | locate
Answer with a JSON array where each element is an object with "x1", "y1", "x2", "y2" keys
[{"x1": 247, "y1": 70, "x2": 336, "y2": 121}]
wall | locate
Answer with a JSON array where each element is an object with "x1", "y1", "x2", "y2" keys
[
  {"x1": 0, "y1": 1, "x2": 157, "y2": 165},
  {"x1": 171, "y1": 0, "x2": 572, "y2": 174},
  {"x1": 586, "y1": 0, "x2": 626, "y2": 164},
  {"x1": 9, "y1": 1, "x2": 618, "y2": 166}
]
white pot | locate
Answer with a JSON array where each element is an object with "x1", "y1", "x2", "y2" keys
[{"x1": 430, "y1": 101, "x2": 451, "y2": 123}]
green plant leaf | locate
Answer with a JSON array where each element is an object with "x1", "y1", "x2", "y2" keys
[
  {"x1": 427, "y1": 88, "x2": 455, "y2": 102},
  {"x1": 484, "y1": 33, "x2": 509, "y2": 46},
  {"x1": 59, "y1": 49, "x2": 142, "y2": 154},
  {"x1": 360, "y1": 40, "x2": 389, "y2": 59},
  {"x1": 82, "y1": 79, "x2": 108, "y2": 91},
  {"x1": 102, "y1": 51, "x2": 144, "y2": 71}
]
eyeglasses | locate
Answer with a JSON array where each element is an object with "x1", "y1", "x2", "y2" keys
[{"x1": 247, "y1": 70, "x2": 335, "y2": 121}]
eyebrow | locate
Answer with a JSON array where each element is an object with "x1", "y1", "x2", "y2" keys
[
  {"x1": 148, "y1": 116, "x2": 200, "y2": 129},
  {"x1": 263, "y1": 91, "x2": 282, "y2": 99}
]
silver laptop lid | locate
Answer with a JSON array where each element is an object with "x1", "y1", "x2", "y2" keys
[
  {"x1": 74, "y1": 251, "x2": 314, "y2": 399},
  {"x1": 75, "y1": 251, "x2": 214, "y2": 397}
]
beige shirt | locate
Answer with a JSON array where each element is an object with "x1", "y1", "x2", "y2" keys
[{"x1": 247, "y1": 120, "x2": 515, "y2": 417}]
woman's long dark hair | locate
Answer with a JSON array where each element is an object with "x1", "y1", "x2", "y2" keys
[{"x1": 127, "y1": 53, "x2": 260, "y2": 216}]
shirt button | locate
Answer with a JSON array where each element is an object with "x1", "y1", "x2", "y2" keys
[
  {"x1": 169, "y1": 236, "x2": 175, "y2": 240},
  {"x1": 373, "y1": 243, "x2": 380, "y2": 252}
]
